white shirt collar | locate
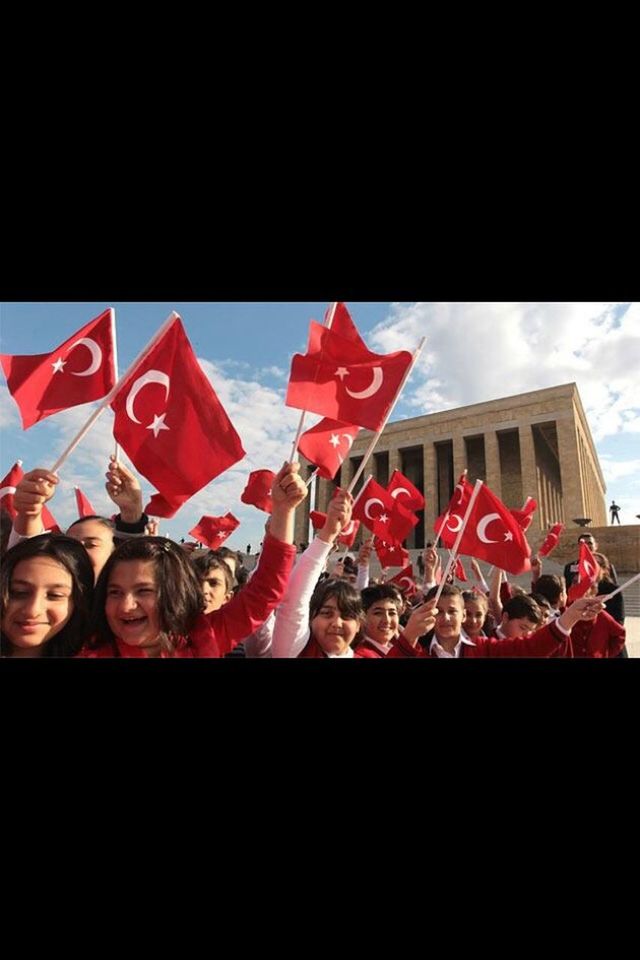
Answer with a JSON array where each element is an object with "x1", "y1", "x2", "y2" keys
[
  {"x1": 363, "y1": 634, "x2": 395, "y2": 655},
  {"x1": 429, "y1": 632, "x2": 476, "y2": 658},
  {"x1": 327, "y1": 646, "x2": 355, "y2": 659}
]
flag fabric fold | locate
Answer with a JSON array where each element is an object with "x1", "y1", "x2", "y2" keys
[
  {"x1": 387, "y1": 469, "x2": 425, "y2": 512},
  {"x1": 352, "y1": 477, "x2": 418, "y2": 545},
  {"x1": 309, "y1": 510, "x2": 361, "y2": 547},
  {"x1": 286, "y1": 320, "x2": 413, "y2": 432},
  {"x1": 111, "y1": 316, "x2": 245, "y2": 518},
  {"x1": 374, "y1": 537, "x2": 410, "y2": 569},
  {"x1": 538, "y1": 522, "x2": 565, "y2": 558},
  {"x1": 0, "y1": 461, "x2": 60, "y2": 531},
  {"x1": 434, "y1": 474, "x2": 474, "y2": 549},
  {"x1": 189, "y1": 513, "x2": 240, "y2": 551},
  {"x1": 241, "y1": 470, "x2": 275, "y2": 514},
  {"x1": 0, "y1": 309, "x2": 116, "y2": 429},
  {"x1": 74, "y1": 486, "x2": 97, "y2": 518},
  {"x1": 567, "y1": 540, "x2": 600, "y2": 602},
  {"x1": 455, "y1": 483, "x2": 532, "y2": 575},
  {"x1": 298, "y1": 418, "x2": 360, "y2": 480}
]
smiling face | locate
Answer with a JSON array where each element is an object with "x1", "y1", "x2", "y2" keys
[
  {"x1": 364, "y1": 599, "x2": 400, "y2": 646},
  {"x1": 433, "y1": 594, "x2": 466, "y2": 644},
  {"x1": 463, "y1": 598, "x2": 487, "y2": 638},
  {"x1": 105, "y1": 560, "x2": 162, "y2": 650},
  {"x1": 2, "y1": 557, "x2": 74, "y2": 654},
  {"x1": 67, "y1": 519, "x2": 114, "y2": 580},
  {"x1": 311, "y1": 595, "x2": 360, "y2": 656}
]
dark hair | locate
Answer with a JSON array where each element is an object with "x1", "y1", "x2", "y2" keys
[
  {"x1": 425, "y1": 584, "x2": 463, "y2": 603},
  {"x1": 533, "y1": 574, "x2": 565, "y2": 605},
  {"x1": 1, "y1": 534, "x2": 95, "y2": 657},
  {"x1": 462, "y1": 589, "x2": 489, "y2": 609},
  {"x1": 309, "y1": 579, "x2": 365, "y2": 646},
  {"x1": 578, "y1": 533, "x2": 596, "y2": 544},
  {"x1": 191, "y1": 550, "x2": 234, "y2": 593},
  {"x1": 361, "y1": 583, "x2": 403, "y2": 612},
  {"x1": 502, "y1": 594, "x2": 543, "y2": 625},
  {"x1": 67, "y1": 515, "x2": 116, "y2": 534},
  {"x1": 1, "y1": 507, "x2": 13, "y2": 557},
  {"x1": 530, "y1": 592, "x2": 552, "y2": 613},
  {"x1": 593, "y1": 552, "x2": 613, "y2": 581},
  {"x1": 92, "y1": 537, "x2": 203, "y2": 654}
]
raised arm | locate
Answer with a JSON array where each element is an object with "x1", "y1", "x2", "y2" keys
[{"x1": 10, "y1": 468, "x2": 58, "y2": 540}]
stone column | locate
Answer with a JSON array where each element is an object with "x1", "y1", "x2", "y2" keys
[
  {"x1": 388, "y1": 447, "x2": 401, "y2": 476},
  {"x1": 484, "y1": 430, "x2": 501, "y2": 499},
  {"x1": 423, "y1": 441, "x2": 438, "y2": 540},
  {"x1": 452, "y1": 434, "x2": 466, "y2": 481},
  {"x1": 556, "y1": 414, "x2": 584, "y2": 524},
  {"x1": 518, "y1": 423, "x2": 539, "y2": 526}
]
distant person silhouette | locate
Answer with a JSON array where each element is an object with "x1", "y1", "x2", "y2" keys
[{"x1": 609, "y1": 501, "x2": 621, "y2": 525}]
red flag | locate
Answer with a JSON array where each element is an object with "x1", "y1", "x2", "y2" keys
[
  {"x1": 0, "y1": 461, "x2": 23, "y2": 518},
  {"x1": 286, "y1": 321, "x2": 413, "y2": 432},
  {"x1": 189, "y1": 513, "x2": 240, "y2": 551},
  {"x1": 434, "y1": 474, "x2": 474, "y2": 548},
  {"x1": 0, "y1": 310, "x2": 116, "y2": 430},
  {"x1": 567, "y1": 540, "x2": 600, "y2": 602},
  {"x1": 387, "y1": 469, "x2": 425, "y2": 512},
  {"x1": 111, "y1": 317, "x2": 245, "y2": 518},
  {"x1": 74, "y1": 486, "x2": 96, "y2": 518},
  {"x1": 352, "y1": 477, "x2": 418, "y2": 545},
  {"x1": 538, "y1": 522, "x2": 565, "y2": 558},
  {"x1": 298, "y1": 418, "x2": 360, "y2": 480},
  {"x1": 388, "y1": 565, "x2": 418, "y2": 599},
  {"x1": 309, "y1": 510, "x2": 360, "y2": 547},
  {"x1": 241, "y1": 470, "x2": 275, "y2": 514},
  {"x1": 325, "y1": 302, "x2": 369, "y2": 352},
  {"x1": 456, "y1": 483, "x2": 532, "y2": 575},
  {"x1": 374, "y1": 537, "x2": 410, "y2": 569},
  {"x1": 510, "y1": 497, "x2": 538, "y2": 532},
  {"x1": 0, "y1": 461, "x2": 60, "y2": 531},
  {"x1": 454, "y1": 557, "x2": 468, "y2": 582}
]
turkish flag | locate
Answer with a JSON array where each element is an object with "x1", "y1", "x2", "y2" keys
[
  {"x1": 111, "y1": 317, "x2": 245, "y2": 518},
  {"x1": 456, "y1": 483, "x2": 532, "y2": 575},
  {"x1": 510, "y1": 497, "x2": 538, "y2": 532},
  {"x1": 567, "y1": 541, "x2": 600, "y2": 602},
  {"x1": 538, "y1": 522, "x2": 565, "y2": 558},
  {"x1": 0, "y1": 310, "x2": 116, "y2": 430},
  {"x1": 454, "y1": 557, "x2": 468, "y2": 582},
  {"x1": 374, "y1": 537, "x2": 410, "y2": 569},
  {"x1": 298, "y1": 418, "x2": 360, "y2": 480},
  {"x1": 74, "y1": 486, "x2": 96, "y2": 518},
  {"x1": 241, "y1": 470, "x2": 275, "y2": 514},
  {"x1": 388, "y1": 565, "x2": 418, "y2": 599},
  {"x1": 434, "y1": 474, "x2": 474, "y2": 549},
  {"x1": 387, "y1": 469, "x2": 425, "y2": 512},
  {"x1": 0, "y1": 461, "x2": 60, "y2": 531},
  {"x1": 325, "y1": 302, "x2": 369, "y2": 352},
  {"x1": 0, "y1": 461, "x2": 23, "y2": 518},
  {"x1": 352, "y1": 477, "x2": 418, "y2": 545},
  {"x1": 286, "y1": 321, "x2": 413, "y2": 432},
  {"x1": 189, "y1": 513, "x2": 240, "y2": 551},
  {"x1": 309, "y1": 510, "x2": 360, "y2": 547}
]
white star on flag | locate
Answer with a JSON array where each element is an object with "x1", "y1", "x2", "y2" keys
[
  {"x1": 379, "y1": 513, "x2": 389, "y2": 524},
  {"x1": 329, "y1": 434, "x2": 341, "y2": 448},
  {"x1": 147, "y1": 413, "x2": 170, "y2": 438},
  {"x1": 335, "y1": 367, "x2": 349, "y2": 381},
  {"x1": 51, "y1": 357, "x2": 66, "y2": 374},
  {"x1": 504, "y1": 531, "x2": 513, "y2": 541}
]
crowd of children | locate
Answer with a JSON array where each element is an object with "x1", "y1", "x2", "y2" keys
[{"x1": 0, "y1": 459, "x2": 629, "y2": 660}]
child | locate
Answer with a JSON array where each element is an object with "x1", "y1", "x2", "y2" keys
[
  {"x1": 271, "y1": 489, "x2": 378, "y2": 658},
  {"x1": 558, "y1": 584, "x2": 626, "y2": 658},
  {"x1": 461, "y1": 589, "x2": 490, "y2": 642},
  {"x1": 359, "y1": 584, "x2": 404, "y2": 656},
  {"x1": 81, "y1": 462, "x2": 305, "y2": 658},
  {"x1": 191, "y1": 550, "x2": 234, "y2": 614},
  {"x1": 1, "y1": 534, "x2": 94, "y2": 658}
]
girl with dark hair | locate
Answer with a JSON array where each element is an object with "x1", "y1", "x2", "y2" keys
[
  {"x1": 272, "y1": 489, "x2": 377, "y2": 658},
  {"x1": 1, "y1": 534, "x2": 94, "y2": 657},
  {"x1": 81, "y1": 462, "x2": 305, "y2": 658}
]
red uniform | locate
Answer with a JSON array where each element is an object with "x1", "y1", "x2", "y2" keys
[
  {"x1": 554, "y1": 610, "x2": 625, "y2": 658},
  {"x1": 298, "y1": 636, "x2": 378, "y2": 658},
  {"x1": 388, "y1": 620, "x2": 568, "y2": 658},
  {"x1": 79, "y1": 533, "x2": 296, "y2": 658}
]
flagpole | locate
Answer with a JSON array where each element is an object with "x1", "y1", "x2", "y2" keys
[
  {"x1": 432, "y1": 479, "x2": 484, "y2": 605},
  {"x1": 433, "y1": 469, "x2": 468, "y2": 550},
  {"x1": 290, "y1": 301, "x2": 338, "y2": 462},
  {"x1": 110, "y1": 306, "x2": 121, "y2": 463},
  {"x1": 346, "y1": 337, "x2": 427, "y2": 496},
  {"x1": 49, "y1": 311, "x2": 180, "y2": 475},
  {"x1": 599, "y1": 570, "x2": 640, "y2": 602},
  {"x1": 306, "y1": 468, "x2": 319, "y2": 488}
]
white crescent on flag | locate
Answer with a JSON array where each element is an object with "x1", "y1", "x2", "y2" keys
[
  {"x1": 398, "y1": 576, "x2": 413, "y2": 589},
  {"x1": 364, "y1": 497, "x2": 384, "y2": 520},
  {"x1": 67, "y1": 338, "x2": 102, "y2": 376},
  {"x1": 477, "y1": 513, "x2": 502, "y2": 543},
  {"x1": 453, "y1": 480, "x2": 466, "y2": 506},
  {"x1": 583, "y1": 560, "x2": 595, "y2": 579},
  {"x1": 391, "y1": 487, "x2": 411, "y2": 500},
  {"x1": 345, "y1": 367, "x2": 383, "y2": 400},
  {"x1": 341, "y1": 520, "x2": 356, "y2": 536},
  {"x1": 126, "y1": 370, "x2": 171, "y2": 424},
  {"x1": 0, "y1": 485, "x2": 17, "y2": 500},
  {"x1": 446, "y1": 513, "x2": 464, "y2": 533},
  {"x1": 342, "y1": 434, "x2": 355, "y2": 450}
]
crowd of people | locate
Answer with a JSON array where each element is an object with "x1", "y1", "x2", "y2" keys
[{"x1": 0, "y1": 458, "x2": 629, "y2": 659}]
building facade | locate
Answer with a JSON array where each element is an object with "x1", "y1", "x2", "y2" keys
[{"x1": 295, "y1": 382, "x2": 608, "y2": 549}]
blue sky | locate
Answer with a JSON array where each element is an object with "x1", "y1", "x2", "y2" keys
[{"x1": 1, "y1": 301, "x2": 638, "y2": 551}]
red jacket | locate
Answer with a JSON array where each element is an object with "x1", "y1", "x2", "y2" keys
[
  {"x1": 555, "y1": 610, "x2": 625, "y2": 658},
  {"x1": 388, "y1": 620, "x2": 568, "y2": 658},
  {"x1": 79, "y1": 533, "x2": 296, "y2": 658}
]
